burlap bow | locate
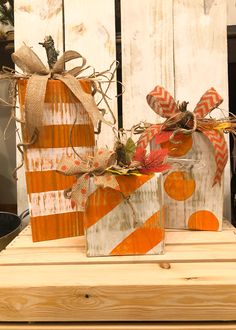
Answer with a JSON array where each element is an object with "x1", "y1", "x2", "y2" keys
[
  {"x1": 12, "y1": 44, "x2": 112, "y2": 139},
  {"x1": 56, "y1": 149, "x2": 120, "y2": 211},
  {"x1": 137, "y1": 86, "x2": 228, "y2": 185}
]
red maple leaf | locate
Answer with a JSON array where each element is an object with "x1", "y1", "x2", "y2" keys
[
  {"x1": 132, "y1": 147, "x2": 171, "y2": 174},
  {"x1": 141, "y1": 148, "x2": 170, "y2": 174}
]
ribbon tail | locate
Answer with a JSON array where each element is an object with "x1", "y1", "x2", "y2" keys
[
  {"x1": 193, "y1": 88, "x2": 223, "y2": 118},
  {"x1": 55, "y1": 73, "x2": 113, "y2": 127},
  {"x1": 24, "y1": 73, "x2": 50, "y2": 139},
  {"x1": 137, "y1": 124, "x2": 162, "y2": 149},
  {"x1": 71, "y1": 173, "x2": 90, "y2": 211},
  {"x1": 201, "y1": 129, "x2": 228, "y2": 186}
]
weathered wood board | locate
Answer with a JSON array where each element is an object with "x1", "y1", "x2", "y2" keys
[
  {"x1": 121, "y1": 0, "x2": 230, "y2": 220},
  {"x1": 64, "y1": 0, "x2": 118, "y2": 147},
  {"x1": 14, "y1": 0, "x2": 64, "y2": 215},
  {"x1": 84, "y1": 174, "x2": 164, "y2": 256},
  {"x1": 173, "y1": 0, "x2": 230, "y2": 219},
  {"x1": 151, "y1": 132, "x2": 224, "y2": 231},
  {"x1": 0, "y1": 222, "x2": 235, "y2": 325},
  {"x1": 121, "y1": 0, "x2": 174, "y2": 129},
  {"x1": 14, "y1": 0, "x2": 230, "y2": 222}
]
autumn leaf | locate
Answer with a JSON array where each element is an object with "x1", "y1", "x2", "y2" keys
[
  {"x1": 140, "y1": 148, "x2": 171, "y2": 174},
  {"x1": 132, "y1": 147, "x2": 146, "y2": 164},
  {"x1": 125, "y1": 137, "x2": 136, "y2": 164}
]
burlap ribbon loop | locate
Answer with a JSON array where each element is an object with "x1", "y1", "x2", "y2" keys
[
  {"x1": 57, "y1": 149, "x2": 120, "y2": 211},
  {"x1": 11, "y1": 44, "x2": 113, "y2": 140},
  {"x1": 138, "y1": 86, "x2": 228, "y2": 185}
]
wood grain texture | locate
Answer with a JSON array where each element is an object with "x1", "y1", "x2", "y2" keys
[
  {"x1": 85, "y1": 174, "x2": 164, "y2": 256},
  {"x1": 14, "y1": 0, "x2": 64, "y2": 214},
  {"x1": 0, "y1": 262, "x2": 236, "y2": 321},
  {"x1": 121, "y1": 0, "x2": 174, "y2": 130},
  {"x1": 173, "y1": 0, "x2": 230, "y2": 219},
  {"x1": 153, "y1": 132, "x2": 224, "y2": 230},
  {"x1": 227, "y1": 0, "x2": 236, "y2": 25},
  {"x1": 0, "y1": 322, "x2": 236, "y2": 330},
  {"x1": 0, "y1": 223, "x2": 235, "y2": 322},
  {"x1": 64, "y1": 0, "x2": 117, "y2": 148}
]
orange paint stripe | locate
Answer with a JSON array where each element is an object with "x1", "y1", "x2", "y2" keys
[
  {"x1": 31, "y1": 212, "x2": 84, "y2": 242},
  {"x1": 25, "y1": 171, "x2": 76, "y2": 194},
  {"x1": 110, "y1": 210, "x2": 165, "y2": 256},
  {"x1": 84, "y1": 175, "x2": 154, "y2": 229},
  {"x1": 23, "y1": 124, "x2": 95, "y2": 149},
  {"x1": 18, "y1": 79, "x2": 91, "y2": 104}
]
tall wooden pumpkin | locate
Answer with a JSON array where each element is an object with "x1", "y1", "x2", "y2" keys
[{"x1": 18, "y1": 79, "x2": 95, "y2": 241}]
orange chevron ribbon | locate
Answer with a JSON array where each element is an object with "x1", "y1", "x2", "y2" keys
[{"x1": 138, "y1": 86, "x2": 227, "y2": 185}]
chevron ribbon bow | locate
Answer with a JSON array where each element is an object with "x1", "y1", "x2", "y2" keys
[
  {"x1": 56, "y1": 149, "x2": 120, "y2": 211},
  {"x1": 137, "y1": 86, "x2": 228, "y2": 185}
]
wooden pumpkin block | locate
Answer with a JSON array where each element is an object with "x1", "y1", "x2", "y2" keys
[
  {"x1": 18, "y1": 79, "x2": 95, "y2": 241},
  {"x1": 151, "y1": 132, "x2": 223, "y2": 231},
  {"x1": 84, "y1": 173, "x2": 165, "y2": 257}
]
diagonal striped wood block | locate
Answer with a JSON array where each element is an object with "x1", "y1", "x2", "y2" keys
[
  {"x1": 18, "y1": 79, "x2": 95, "y2": 242},
  {"x1": 84, "y1": 173, "x2": 165, "y2": 257}
]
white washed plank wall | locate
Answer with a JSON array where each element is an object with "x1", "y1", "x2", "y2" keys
[
  {"x1": 121, "y1": 0, "x2": 230, "y2": 219},
  {"x1": 173, "y1": 0, "x2": 230, "y2": 219},
  {"x1": 121, "y1": 0, "x2": 174, "y2": 130},
  {"x1": 14, "y1": 0, "x2": 64, "y2": 214},
  {"x1": 64, "y1": 0, "x2": 117, "y2": 148},
  {"x1": 14, "y1": 0, "x2": 230, "y2": 217}
]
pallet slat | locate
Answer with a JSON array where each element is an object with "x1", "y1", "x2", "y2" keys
[
  {"x1": 0, "y1": 322, "x2": 236, "y2": 330},
  {"x1": 64, "y1": 0, "x2": 117, "y2": 148}
]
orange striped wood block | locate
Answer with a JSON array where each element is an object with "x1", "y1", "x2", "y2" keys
[
  {"x1": 18, "y1": 79, "x2": 95, "y2": 242},
  {"x1": 84, "y1": 173, "x2": 165, "y2": 256},
  {"x1": 151, "y1": 132, "x2": 223, "y2": 231}
]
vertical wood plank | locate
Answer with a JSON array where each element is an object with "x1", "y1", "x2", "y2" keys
[
  {"x1": 64, "y1": 0, "x2": 117, "y2": 148},
  {"x1": 173, "y1": 0, "x2": 230, "y2": 219},
  {"x1": 14, "y1": 0, "x2": 64, "y2": 214},
  {"x1": 227, "y1": 0, "x2": 236, "y2": 25},
  {"x1": 121, "y1": 0, "x2": 174, "y2": 130}
]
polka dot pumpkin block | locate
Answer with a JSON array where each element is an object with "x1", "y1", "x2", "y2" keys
[
  {"x1": 83, "y1": 173, "x2": 165, "y2": 257},
  {"x1": 151, "y1": 132, "x2": 223, "y2": 231}
]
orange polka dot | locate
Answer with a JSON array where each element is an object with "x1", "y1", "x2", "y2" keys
[
  {"x1": 93, "y1": 162, "x2": 100, "y2": 168},
  {"x1": 74, "y1": 160, "x2": 81, "y2": 166},
  {"x1": 81, "y1": 188, "x2": 87, "y2": 195},
  {"x1": 61, "y1": 165, "x2": 68, "y2": 171},
  {"x1": 188, "y1": 210, "x2": 219, "y2": 231},
  {"x1": 161, "y1": 133, "x2": 192, "y2": 157},
  {"x1": 164, "y1": 171, "x2": 195, "y2": 201}
]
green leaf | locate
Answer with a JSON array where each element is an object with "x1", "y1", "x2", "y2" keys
[{"x1": 125, "y1": 138, "x2": 136, "y2": 164}]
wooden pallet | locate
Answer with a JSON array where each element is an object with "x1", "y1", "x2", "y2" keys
[{"x1": 0, "y1": 221, "x2": 236, "y2": 329}]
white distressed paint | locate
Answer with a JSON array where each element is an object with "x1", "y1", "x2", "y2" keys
[
  {"x1": 151, "y1": 132, "x2": 224, "y2": 230},
  {"x1": 25, "y1": 147, "x2": 94, "y2": 172},
  {"x1": 64, "y1": 0, "x2": 118, "y2": 148},
  {"x1": 86, "y1": 174, "x2": 164, "y2": 256},
  {"x1": 173, "y1": 0, "x2": 230, "y2": 219},
  {"x1": 29, "y1": 189, "x2": 76, "y2": 217},
  {"x1": 227, "y1": 0, "x2": 236, "y2": 25},
  {"x1": 43, "y1": 103, "x2": 90, "y2": 126},
  {"x1": 121, "y1": 0, "x2": 174, "y2": 130},
  {"x1": 14, "y1": 0, "x2": 64, "y2": 214}
]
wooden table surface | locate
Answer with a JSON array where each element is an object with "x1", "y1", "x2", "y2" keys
[{"x1": 0, "y1": 221, "x2": 236, "y2": 330}]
